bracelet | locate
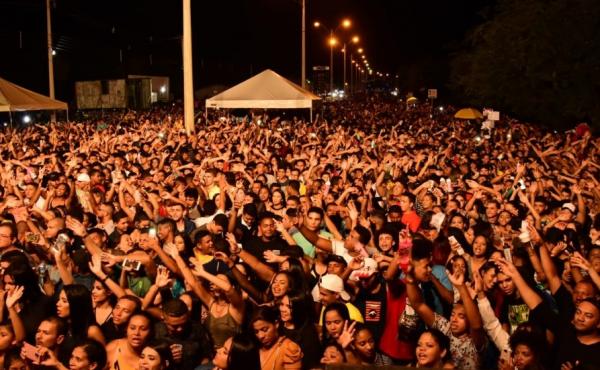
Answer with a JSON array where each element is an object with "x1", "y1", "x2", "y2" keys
[{"x1": 101, "y1": 275, "x2": 109, "y2": 283}]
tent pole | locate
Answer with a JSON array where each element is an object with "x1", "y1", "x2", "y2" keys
[
  {"x1": 9, "y1": 111, "x2": 13, "y2": 128},
  {"x1": 66, "y1": 109, "x2": 69, "y2": 122},
  {"x1": 310, "y1": 108, "x2": 313, "y2": 123}
]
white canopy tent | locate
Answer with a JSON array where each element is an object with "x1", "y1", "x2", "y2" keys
[
  {"x1": 0, "y1": 77, "x2": 68, "y2": 124},
  {"x1": 205, "y1": 69, "x2": 320, "y2": 120}
]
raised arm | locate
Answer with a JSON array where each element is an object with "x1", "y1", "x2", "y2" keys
[
  {"x1": 446, "y1": 268, "x2": 486, "y2": 349},
  {"x1": 164, "y1": 244, "x2": 213, "y2": 307},
  {"x1": 495, "y1": 258, "x2": 543, "y2": 310},
  {"x1": 405, "y1": 269, "x2": 435, "y2": 327}
]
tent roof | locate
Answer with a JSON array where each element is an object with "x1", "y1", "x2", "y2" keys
[
  {"x1": 0, "y1": 77, "x2": 68, "y2": 112},
  {"x1": 206, "y1": 69, "x2": 320, "y2": 109}
]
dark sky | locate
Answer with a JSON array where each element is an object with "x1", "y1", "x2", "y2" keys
[{"x1": 0, "y1": 0, "x2": 491, "y2": 103}]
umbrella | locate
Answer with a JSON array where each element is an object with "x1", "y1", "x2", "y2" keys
[
  {"x1": 406, "y1": 96, "x2": 418, "y2": 103},
  {"x1": 454, "y1": 108, "x2": 483, "y2": 120}
]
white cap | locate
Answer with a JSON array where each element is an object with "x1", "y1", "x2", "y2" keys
[
  {"x1": 76, "y1": 173, "x2": 91, "y2": 182},
  {"x1": 562, "y1": 202, "x2": 576, "y2": 213},
  {"x1": 319, "y1": 274, "x2": 350, "y2": 301}
]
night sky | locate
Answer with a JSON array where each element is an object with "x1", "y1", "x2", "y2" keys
[{"x1": 0, "y1": 0, "x2": 491, "y2": 103}]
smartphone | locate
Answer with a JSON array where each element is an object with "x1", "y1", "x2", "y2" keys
[
  {"x1": 26, "y1": 233, "x2": 40, "y2": 243},
  {"x1": 122, "y1": 259, "x2": 142, "y2": 271},
  {"x1": 22, "y1": 342, "x2": 39, "y2": 362},
  {"x1": 448, "y1": 236, "x2": 458, "y2": 245},
  {"x1": 503, "y1": 247, "x2": 513, "y2": 263},
  {"x1": 148, "y1": 227, "x2": 157, "y2": 238},
  {"x1": 52, "y1": 233, "x2": 69, "y2": 254}
]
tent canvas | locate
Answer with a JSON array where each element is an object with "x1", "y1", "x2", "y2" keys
[
  {"x1": 0, "y1": 77, "x2": 68, "y2": 112},
  {"x1": 206, "y1": 69, "x2": 320, "y2": 110}
]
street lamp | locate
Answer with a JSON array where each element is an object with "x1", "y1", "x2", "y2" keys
[
  {"x1": 342, "y1": 35, "x2": 360, "y2": 94},
  {"x1": 313, "y1": 18, "x2": 353, "y2": 94}
]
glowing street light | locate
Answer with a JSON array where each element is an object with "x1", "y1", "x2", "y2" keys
[
  {"x1": 23, "y1": 115, "x2": 31, "y2": 124},
  {"x1": 357, "y1": 48, "x2": 363, "y2": 54},
  {"x1": 313, "y1": 18, "x2": 352, "y2": 91},
  {"x1": 352, "y1": 36, "x2": 359, "y2": 43}
]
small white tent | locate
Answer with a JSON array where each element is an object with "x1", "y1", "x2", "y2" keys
[{"x1": 206, "y1": 69, "x2": 320, "y2": 119}]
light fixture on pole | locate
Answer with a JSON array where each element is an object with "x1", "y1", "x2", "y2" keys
[
  {"x1": 46, "y1": 0, "x2": 56, "y2": 122},
  {"x1": 182, "y1": 0, "x2": 195, "y2": 134},
  {"x1": 313, "y1": 18, "x2": 352, "y2": 95}
]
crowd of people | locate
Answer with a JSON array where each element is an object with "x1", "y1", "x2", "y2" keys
[{"x1": 0, "y1": 97, "x2": 598, "y2": 370}]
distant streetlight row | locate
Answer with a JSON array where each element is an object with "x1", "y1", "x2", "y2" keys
[{"x1": 312, "y1": 18, "x2": 384, "y2": 95}]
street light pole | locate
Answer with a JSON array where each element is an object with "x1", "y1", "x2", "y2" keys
[
  {"x1": 343, "y1": 43, "x2": 347, "y2": 93},
  {"x1": 46, "y1": 0, "x2": 56, "y2": 122},
  {"x1": 350, "y1": 55, "x2": 353, "y2": 95},
  {"x1": 301, "y1": 0, "x2": 306, "y2": 88},
  {"x1": 329, "y1": 30, "x2": 334, "y2": 93},
  {"x1": 183, "y1": 0, "x2": 195, "y2": 134}
]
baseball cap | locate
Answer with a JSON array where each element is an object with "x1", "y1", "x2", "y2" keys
[
  {"x1": 325, "y1": 254, "x2": 348, "y2": 267},
  {"x1": 76, "y1": 173, "x2": 91, "y2": 182},
  {"x1": 319, "y1": 274, "x2": 350, "y2": 301},
  {"x1": 562, "y1": 202, "x2": 576, "y2": 213}
]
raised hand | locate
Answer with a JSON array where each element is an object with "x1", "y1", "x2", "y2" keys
[
  {"x1": 163, "y1": 243, "x2": 180, "y2": 259},
  {"x1": 570, "y1": 252, "x2": 592, "y2": 272},
  {"x1": 494, "y1": 257, "x2": 520, "y2": 279},
  {"x1": 446, "y1": 268, "x2": 465, "y2": 287},
  {"x1": 6, "y1": 285, "x2": 24, "y2": 309},
  {"x1": 337, "y1": 320, "x2": 357, "y2": 349},
  {"x1": 88, "y1": 255, "x2": 104, "y2": 277},
  {"x1": 155, "y1": 266, "x2": 171, "y2": 288},
  {"x1": 190, "y1": 257, "x2": 206, "y2": 277},
  {"x1": 348, "y1": 256, "x2": 364, "y2": 271},
  {"x1": 66, "y1": 216, "x2": 87, "y2": 237}
]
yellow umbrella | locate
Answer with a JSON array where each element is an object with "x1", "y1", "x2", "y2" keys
[
  {"x1": 454, "y1": 108, "x2": 483, "y2": 119},
  {"x1": 407, "y1": 96, "x2": 418, "y2": 103}
]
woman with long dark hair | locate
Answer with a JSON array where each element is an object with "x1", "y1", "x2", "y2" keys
[
  {"x1": 4, "y1": 262, "x2": 54, "y2": 343},
  {"x1": 212, "y1": 333, "x2": 260, "y2": 370},
  {"x1": 320, "y1": 302, "x2": 351, "y2": 346},
  {"x1": 278, "y1": 291, "x2": 320, "y2": 369},
  {"x1": 56, "y1": 284, "x2": 105, "y2": 346}
]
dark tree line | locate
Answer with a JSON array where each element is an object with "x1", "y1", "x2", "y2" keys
[{"x1": 450, "y1": 0, "x2": 600, "y2": 130}]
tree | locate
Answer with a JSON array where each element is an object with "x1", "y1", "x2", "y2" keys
[{"x1": 450, "y1": 0, "x2": 600, "y2": 130}]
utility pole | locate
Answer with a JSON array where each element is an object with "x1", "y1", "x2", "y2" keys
[
  {"x1": 301, "y1": 0, "x2": 306, "y2": 88},
  {"x1": 46, "y1": 0, "x2": 56, "y2": 122},
  {"x1": 182, "y1": 0, "x2": 195, "y2": 134}
]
